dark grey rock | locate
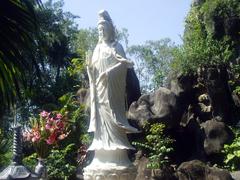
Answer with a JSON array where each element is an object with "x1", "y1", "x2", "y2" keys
[
  {"x1": 176, "y1": 160, "x2": 233, "y2": 180},
  {"x1": 134, "y1": 152, "x2": 177, "y2": 180},
  {"x1": 151, "y1": 167, "x2": 177, "y2": 180},
  {"x1": 128, "y1": 87, "x2": 180, "y2": 129},
  {"x1": 201, "y1": 119, "x2": 234, "y2": 155},
  {"x1": 126, "y1": 68, "x2": 141, "y2": 109},
  {"x1": 204, "y1": 67, "x2": 237, "y2": 124}
]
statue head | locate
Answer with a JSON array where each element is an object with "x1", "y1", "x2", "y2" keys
[{"x1": 97, "y1": 10, "x2": 115, "y2": 43}]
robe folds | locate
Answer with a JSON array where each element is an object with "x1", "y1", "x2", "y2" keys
[{"x1": 87, "y1": 41, "x2": 138, "y2": 150}]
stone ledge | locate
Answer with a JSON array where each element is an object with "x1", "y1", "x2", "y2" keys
[{"x1": 83, "y1": 166, "x2": 137, "y2": 180}]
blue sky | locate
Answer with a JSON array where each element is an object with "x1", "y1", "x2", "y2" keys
[{"x1": 53, "y1": 0, "x2": 192, "y2": 45}]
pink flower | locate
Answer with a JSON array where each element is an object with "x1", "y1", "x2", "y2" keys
[
  {"x1": 56, "y1": 113, "x2": 63, "y2": 119},
  {"x1": 40, "y1": 111, "x2": 50, "y2": 118},
  {"x1": 56, "y1": 120, "x2": 64, "y2": 129},
  {"x1": 58, "y1": 133, "x2": 67, "y2": 140},
  {"x1": 32, "y1": 130, "x2": 41, "y2": 142},
  {"x1": 32, "y1": 137, "x2": 37, "y2": 142},
  {"x1": 32, "y1": 134, "x2": 40, "y2": 142},
  {"x1": 46, "y1": 133, "x2": 57, "y2": 145},
  {"x1": 24, "y1": 110, "x2": 70, "y2": 150},
  {"x1": 45, "y1": 123, "x2": 51, "y2": 130}
]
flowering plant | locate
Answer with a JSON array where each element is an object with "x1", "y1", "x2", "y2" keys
[{"x1": 23, "y1": 111, "x2": 70, "y2": 158}]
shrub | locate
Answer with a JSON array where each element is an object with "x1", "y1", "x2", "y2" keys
[
  {"x1": 222, "y1": 127, "x2": 240, "y2": 171},
  {"x1": 23, "y1": 144, "x2": 77, "y2": 180},
  {"x1": 171, "y1": 0, "x2": 238, "y2": 74},
  {"x1": 132, "y1": 123, "x2": 175, "y2": 169}
]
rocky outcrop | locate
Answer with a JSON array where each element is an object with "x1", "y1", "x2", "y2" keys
[
  {"x1": 128, "y1": 87, "x2": 181, "y2": 129},
  {"x1": 203, "y1": 66, "x2": 237, "y2": 125},
  {"x1": 134, "y1": 158, "x2": 234, "y2": 180},
  {"x1": 126, "y1": 68, "x2": 141, "y2": 108},
  {"x1": 128, "y1": 74, "x2": 195, "y2": 129},
  {"x1": 201, "y1": 119, "x2": 234, "y2": 155},
  {"x1": 128, "y1": 67, "x2": 238, "y2": 164},
  {"x1": 176, "y1": 160, "x2": 233, "y2": 180}
]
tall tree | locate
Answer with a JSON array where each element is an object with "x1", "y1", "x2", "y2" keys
[
  {"x1": 0, "y1": 0, "x2": 42, "y2": 110},
  {"x1": 128, "y1": 38, "x2": 176, "y2": 92},
  {"x1": 21, "y1": 0, "x2": 80, "y2": 113}
]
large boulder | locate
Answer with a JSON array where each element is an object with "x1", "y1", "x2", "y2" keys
[
  {"x1": 201, "y1": 119, "x2": 234, "y2": 155},
  {"x1": 134, "y1": 152, "x2": 177, "y2": 180},
  {"x1": 203, "y1": 66, "x2": 237, "y2": 124},
  {"x1": 128, "y1": 73, "x2": 196, "y2": 129},
  {"x1": 126, "y1": 68, "x2": 141, "y2": 108},
  {"x1": 128, "y1": 87, "x2": 182, "y2": 129},
  {"x1": 176, "y1": 160, "x2": 233, "y2": 180}
]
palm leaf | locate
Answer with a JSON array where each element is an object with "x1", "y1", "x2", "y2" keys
[{"x1": 0, "y1": 0, "x2": 42, "y2": 109}]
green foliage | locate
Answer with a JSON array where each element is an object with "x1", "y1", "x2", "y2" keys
[
  {"x1": 128, "y1": 38, "x2": 176, "y2": 91},
  {"x1": 74, "y1": 28, "x2": 98, "y2": 53},
  {"x1": 201, "y1": 0, "x2": 240, "y2": 37},
  {"x1": 171, "y1": 0, "x2": 239, "y2": 74},
  {"x1": 0, "y1": 0, "x2": 42, "y2": 111},
  {"x1": 172, "y1": 36, "x2": 233, "y2": 74},
  {"x1": 58, "y1": 93, "x2": 91, "y2": 147},
  {"x1": 24, "y1": 144, "x2": 77, "y2": 180},
  {"x1": 222, "y1": 128, "x2": 240, "y2": 171},
  {"x1": 234, "y1": 86, "x2": 240, "y2": 96},
  {"x1": 47, "y1": 144, "x2": 77, "y2": 180},
  {"x1": 231, "y1": 64, "x2": 240, "y2": 96},
  {"x1": 10, "y1": 0, "x2": 82, "y2": 123},
  {"x1": 23, "y1": 153, "x2": 37, "y2": 170},
  {"x1": 0, "y1": 129, "x2": 11, "y2": 167},
  {"x1": 0, "y1": 150, "x2": 12, "y2": 168},
  {"x1": 132, "y1": 123, "x2": 174, "y2": 169},
  {"x1": 67, "y1": 57, "x2": 87, "y2": 88}
]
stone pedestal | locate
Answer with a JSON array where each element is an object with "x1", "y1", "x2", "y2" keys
[{"x1": 83, "y1": 149, "x2": 137, "y2": 180}]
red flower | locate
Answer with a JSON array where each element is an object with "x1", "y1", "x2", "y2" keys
[
  {"x1": 45, "y1": 123, "x2": 52, "y2": 130},
  {"x1": 23, "y1": 110, "x2": 70, "y2": 158},
  {"x1": 46, "y1": 132, "x2": 57, "y2": 145},
  {"x1": 56, "y1": 120, "x2": 64, "y2": 130}
]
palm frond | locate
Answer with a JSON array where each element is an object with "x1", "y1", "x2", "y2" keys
[{"x1": 0, "y1": 0, "x2": 42, "y2": 108}]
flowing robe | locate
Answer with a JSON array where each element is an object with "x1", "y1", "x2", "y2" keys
[{"x1": 87, "y1": 41, "x2": 138, "y2": 150}]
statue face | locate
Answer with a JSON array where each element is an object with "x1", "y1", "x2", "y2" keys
[{"x1": 98, "y1": 22, "x2": 111, "y2": 42}]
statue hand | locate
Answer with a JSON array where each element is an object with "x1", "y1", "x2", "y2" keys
[{"x1": 114, "y1": 53, "x2": 134, "y2": 68}]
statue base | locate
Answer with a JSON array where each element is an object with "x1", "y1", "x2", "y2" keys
[{"x1": 83, "y1": 149, "x2": 137, "y2": 180}]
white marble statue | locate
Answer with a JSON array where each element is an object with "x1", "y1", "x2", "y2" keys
[
  {"x1": 87, "y1": 10, "x2": 138, "y2": 151},
  {"x1": 84, "y1": 10, "x2": 138, "y2": 180}
]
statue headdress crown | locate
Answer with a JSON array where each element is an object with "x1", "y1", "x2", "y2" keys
[
  {"x1": 97, "y1": 10, "x2": 116, "y2": 43},
  {"x1": 98, "y1": 10, "x2": 113, "y2": 25}
]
